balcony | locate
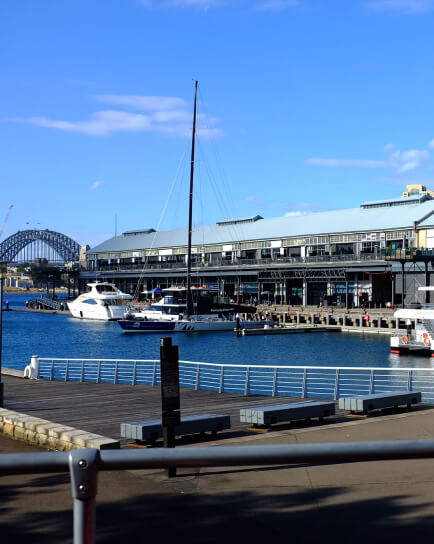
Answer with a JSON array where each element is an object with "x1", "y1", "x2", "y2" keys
[{"x1": 88, "y1": 253, "x2": 386, "y2": 273}]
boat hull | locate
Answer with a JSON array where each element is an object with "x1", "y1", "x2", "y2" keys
[
  {"x1": 68, "y1": 302, "x2": 130, "y2": 321},
  {"x1": 118, "y1": 319, "x2": 271, "y2": 333}
]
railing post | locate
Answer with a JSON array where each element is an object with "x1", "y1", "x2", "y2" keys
[
  {"x1": 334, "y1": 369, "x2": 340, "y2": 400},
  {"x1": 97, "y1": 361, "x2": 101, "y2": 384},
  {"x1": 80, "y1": 361, "x2": 85, "y2": 382},
  {"x1": 152, "y1": 360, "x2": 157, "y2": 386},
  {"x1": 370, "y1": 369, "x2": 375, "y2": 394},
  {"x1": 195, "y1": 364, "x2": 200, "y2": 390},
  {"x1": 50, "y1": 360, "x2": 54, "y2": 381},
  {"x1": 219, "y1": 366, "x2": 224, "y2": 393},
  {"x1": 407, "y1": 369, "x2": 413, "y2": 391},
  {"x1": 132, "y1": 361, "x2": 137, "y2": 385},
  {"x1": 272, "y1": 368, "x2": 278, "y2": 396},
  {"x1": 113, "y1": 361, "x2": 119, "y2": 384},
  {"x1": 65, "y1": 360, "x2": 69, "y2": 382},
  {"x1": 244, "y1": 367, "x2": 250, "y2": 396},
  {"x1": 69, "y1": 448, "x2": 99, "y2": 544},
  {"x1": 302, "y1": 368, "x2": 308, "y2": 398}
]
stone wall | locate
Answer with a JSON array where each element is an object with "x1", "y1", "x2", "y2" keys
[{"x1": 0, "y1": 408, "x2": 120, "y2": 450}]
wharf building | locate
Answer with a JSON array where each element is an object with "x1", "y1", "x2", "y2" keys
[{"x1": 82, "y1": 186, "x2": 434, "y2": 308}]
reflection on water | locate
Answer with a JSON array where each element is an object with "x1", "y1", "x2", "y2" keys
[
  {"x1": 389, "y1": 352, "x2": 434, "y2": 369},
  {"x1": 3, "y1": 294, "x2": 434, "y2": 371}
]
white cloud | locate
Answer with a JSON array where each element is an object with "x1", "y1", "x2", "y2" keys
[
  {"x1": 306, "y1": 147, "x2": 431, "y2": 174},
  {"x1": 305, "y1": 158, "x2": 389, "y2": 168},
  {"x1": 139, "y1": 0, "x2": 221, "y2": 8},
  {"x1": 10, "y1": 110, "x2": 151, "y2": 136},
  {"x1": 10, "y1": 93, "x2": 222, "y2": 139},
  {"x1": 389, "y1": 149, "x2": 430, "y2": 173},
  {"x1": 254, "y1": 0, "x2": 300, "y2": 10},
  {"x1": 428, "y1": 139, "x2": 434, "y2": 149},
  {"x1": 168, "y1": 0, "x2": 220, "y2": 7},
  {"x1": 363, "y1": 0, "x2": 434, "y2": 13},
  {"x1": 383, "y1": 143, "x2": 396, "y2": 152},
  {"x1": 95, "y1": 94, "x2": 186, "y2": 111},
  {"x1": 90, "y1": 181, "x2": 104, "y2": 190}
]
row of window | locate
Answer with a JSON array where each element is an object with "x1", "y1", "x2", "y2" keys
[{"x1": 89, "y1": 231, "x2": 414, "y2": 262}]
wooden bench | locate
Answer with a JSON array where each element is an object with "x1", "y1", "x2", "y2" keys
[
  {"x1": 240, "y1": 400, "x2": 335, "y2": 427},
  {"x1": 120, "y1": 413, "x2": 231, "y2": 442},
  {"x1": 338, "y1": 391, "x2": 422, "y2": 413}
]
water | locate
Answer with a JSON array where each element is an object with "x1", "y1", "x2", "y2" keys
[{"x1": 2, "y1": 293, "x2": 432, "y2": 371}]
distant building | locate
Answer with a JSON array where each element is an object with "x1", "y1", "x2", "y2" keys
[
  {"x1": 82, "y1": 188, "x2": 434, "y2": 307},
  {"x1": 402, "y1": 184, "x2": 434, "y2": 199}
]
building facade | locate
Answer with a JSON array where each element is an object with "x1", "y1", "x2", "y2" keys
[{"x1": 83, "y1": 188, "x2": 434, "y2": 307}]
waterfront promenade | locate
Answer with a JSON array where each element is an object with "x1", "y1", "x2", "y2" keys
[{"x1": 2, "y1": 375, "x2": 434, "y2": 542}]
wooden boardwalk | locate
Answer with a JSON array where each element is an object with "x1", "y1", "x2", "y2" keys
[{"x1": 1, "y1": 375, "x2": 341, "y2": 445}]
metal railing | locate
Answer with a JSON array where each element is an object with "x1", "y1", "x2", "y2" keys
[
  {"x1": 34, "y1": 358, "x2": 434, "y2": 403},
  {"x1": 87, "y1": 253, "x2": 384, "y2": 273},
  {"x1": 3, "y1": 440, "x2": 434, "y2": 543},
  {"x1": 30, "y1": 297, "x2": 67, "y2": 311}
]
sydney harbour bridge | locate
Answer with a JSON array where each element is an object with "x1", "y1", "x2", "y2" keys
[{"x1": 0, "y1": 229, "x2": 81, "y2": 264}]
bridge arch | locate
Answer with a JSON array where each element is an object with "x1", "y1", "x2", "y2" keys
[{"x1": 0, "y1": 229, "x2": 81, "y2": 263}]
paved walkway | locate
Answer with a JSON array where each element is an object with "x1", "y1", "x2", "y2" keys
[{"x1": 2, "y1": 380, "x2": 434, "y2": 543}]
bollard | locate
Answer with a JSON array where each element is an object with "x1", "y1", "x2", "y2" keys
[{"x1": 24, "y1": 355, "x2": 40, "y2": 379}]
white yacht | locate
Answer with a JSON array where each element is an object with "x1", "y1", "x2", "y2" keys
[
  {"x1": 68, "y1": 282, "x2": 133, "y2": 321},
  {"x1": 390, "y1": 287, "x2": 434, "y2": 356}
]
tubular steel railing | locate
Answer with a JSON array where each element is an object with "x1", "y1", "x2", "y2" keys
[
  {"x1": 3, "y1": 441, "x2": 434, "y2": 543},
  {"x1": 34, "y1": 358, "x2": 434, "y2": 403}
]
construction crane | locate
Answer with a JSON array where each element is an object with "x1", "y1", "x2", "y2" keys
[{"x1": 0, "y1": 205, "x2": 14, "y2": 238}]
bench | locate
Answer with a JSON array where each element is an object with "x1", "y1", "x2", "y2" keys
[
  {"x1": 120, "y1": 413, "x2": 231, "y2": 442},
  {"x1": 240, "y1": 400, "x2": 335, "y2": 427},
  {"x1": 338, "y1": 391, "x2": 422, "y2": 413}
]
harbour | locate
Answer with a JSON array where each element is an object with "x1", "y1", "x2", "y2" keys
[
  {"x1": 4, "y1": 4, "x2": 434, "y2": 543},
  {"x1": 1, "y1": 294, "x2": 426, "y2": 373}
]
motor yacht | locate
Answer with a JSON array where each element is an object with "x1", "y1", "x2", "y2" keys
[{"x1": 68, "y1": 282, "x2": 133, "y2": 321}]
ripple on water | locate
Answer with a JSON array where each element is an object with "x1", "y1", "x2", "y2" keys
[{"x1": 3, "y1": 294, "x2": 432, "y2": 371}]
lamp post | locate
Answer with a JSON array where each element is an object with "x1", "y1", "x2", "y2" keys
[{"x1": 0, "y1": 262, "x2": 6, "y2": 407}]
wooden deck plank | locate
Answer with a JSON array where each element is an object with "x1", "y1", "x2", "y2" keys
[{"x1": 1, "y1": 375, "x2": 339, "y2": 444}]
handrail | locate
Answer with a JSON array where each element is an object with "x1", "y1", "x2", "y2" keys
[
  {"x1": 32, "y1": 357, "x2": 434, "y2": 403},
  {"x1": 3, "y1": 440, "x2": 434, "y2": 543},
  {"x1": 37, "y1": 357, "x2": 434, "y2": 372}
]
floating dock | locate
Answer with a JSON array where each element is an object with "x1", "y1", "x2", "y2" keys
[{"x1": 237, "y1": 325, "x2": 333, "y2": 336}]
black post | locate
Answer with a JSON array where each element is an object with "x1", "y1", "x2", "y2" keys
[
  {"x1": 425, "y1": 261, "x2": 430, "y2": 305},
  {"x1": 186, "y1": 80, "x2": 198, "y2": 317},
  {"x1": 160, "y1": 337, "x2": 180, "y2": 478},
  {"x1": 401, "y1": 261, "x2": 405, "y2": 308}
]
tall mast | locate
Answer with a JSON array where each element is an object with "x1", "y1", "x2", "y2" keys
[{"x1": 186, "y1": 80, "x2": 198, "y2": 317}]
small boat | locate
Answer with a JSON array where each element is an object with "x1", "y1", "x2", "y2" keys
[
  {"x1": 68, "y1": 282, "x2": 133, "y2": 321},
  {"x1": 390, "y1": 287, "x2": 434, "y2": 356}
]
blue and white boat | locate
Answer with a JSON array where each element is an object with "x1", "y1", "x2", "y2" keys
[{"x1": 118, "y1": 286, "x2": 268, "y2": 332}]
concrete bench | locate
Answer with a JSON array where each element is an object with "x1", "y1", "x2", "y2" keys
[
  {"x1": 338, "y1": 391, "x2": 422, "y2": 413},
  {"x1": 120, "y1": 413, "x2": 231, "y2": 442},
  {"x1": 240, "y1": 401, "x2": 335, "y2": 427}
]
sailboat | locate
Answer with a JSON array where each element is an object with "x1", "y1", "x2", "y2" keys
[{"x1": 118, "y1": 82, "x2": 271, "y2": 333}]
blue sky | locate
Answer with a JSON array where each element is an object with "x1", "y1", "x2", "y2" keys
[{"x1": 2, "y1": 0, "x2": 434, "y2": 247}]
